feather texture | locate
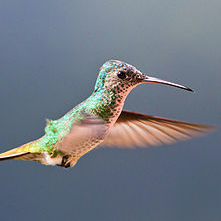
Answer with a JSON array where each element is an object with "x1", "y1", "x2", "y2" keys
[{"x1": 102, "y1": 110, "x2": 215, "y2": 148}]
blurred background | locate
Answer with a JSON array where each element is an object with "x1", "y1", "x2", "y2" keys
[{"x1": 0, "y1": 0, "x2": 220, "y2": 220}]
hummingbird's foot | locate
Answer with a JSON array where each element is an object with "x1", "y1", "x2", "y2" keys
[{"x1": 58, "y1": 155, "x2": 77, "y2": 168}]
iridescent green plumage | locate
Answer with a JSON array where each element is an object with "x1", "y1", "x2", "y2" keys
[{"x1": 0, "y1": 60, "x2": 214, "y2": 168}]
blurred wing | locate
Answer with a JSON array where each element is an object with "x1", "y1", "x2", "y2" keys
[
  {"x1": 102, "y1": 110, "x2": 215, "y2": 148},
  {"x1": 57, "y1": 111, "x2": 106, "y2": 155}
]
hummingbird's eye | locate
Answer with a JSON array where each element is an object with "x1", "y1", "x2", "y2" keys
[{"x1": 117, "y1": 71, "x2": 127, "y2": 79}]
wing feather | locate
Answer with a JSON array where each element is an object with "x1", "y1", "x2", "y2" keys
[{"x1": 102, "y1": 110, "x2": 215, "y2": 148}]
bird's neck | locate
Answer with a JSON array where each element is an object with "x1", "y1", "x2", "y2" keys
[{"x1": 85, "y1": 88, "x2": 128, "y2": 123}]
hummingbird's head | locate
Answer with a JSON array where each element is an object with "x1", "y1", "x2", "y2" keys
[{"x1": 94, "y1": 60, "x2": 193, "y2": 96}]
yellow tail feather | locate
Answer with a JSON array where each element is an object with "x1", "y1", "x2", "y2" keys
[
  {"x1": 0, "y1": 141, "x2": 41, "y2": 162},
  {"x1": 0, "y1": 148, "x2": 29, "y2": 161}
]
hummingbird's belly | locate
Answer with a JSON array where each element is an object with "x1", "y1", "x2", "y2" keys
[
  {"x1": 43, "y1": 137, "x2": 104, "y2": 167},
  {"x1": 59, "y1": 137, "x2": 105, "y2": 167},
  {"x1": 70, "y1": 137, "x2": 104, "y2": 158}
]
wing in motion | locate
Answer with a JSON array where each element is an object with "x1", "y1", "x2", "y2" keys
[
  {"x1": 56, "y1": 111, "x2": 107, "y2": 167},
  {"x1": 102, "y1": 110, "x2": 215, "y2": 148},
  {"x1": 57, "y1": 111, "x2": 106, "y2": 155}
]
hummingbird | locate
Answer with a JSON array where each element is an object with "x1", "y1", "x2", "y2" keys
[{"x1": 0, "y1": 60, "x2": 214, "y2": 168}]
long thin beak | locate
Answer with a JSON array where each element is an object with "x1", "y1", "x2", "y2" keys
[{"x1": 142, "y1": 76, "x2": 193, "y2": 92}]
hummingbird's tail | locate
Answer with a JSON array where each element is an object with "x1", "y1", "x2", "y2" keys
[{"x1": 0, "y1": 140, "x2": 42, "y2": 162}]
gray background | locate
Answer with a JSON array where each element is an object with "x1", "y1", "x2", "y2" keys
[{"x1": 0, "y1": 0, "x2": 220, "y2": 220}]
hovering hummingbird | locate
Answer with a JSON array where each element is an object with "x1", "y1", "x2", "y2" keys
[{"x1": 0, "y1": 60, "x2": 214, "y2": 168}]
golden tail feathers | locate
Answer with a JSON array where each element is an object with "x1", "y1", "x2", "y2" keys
[{"x1": 0, "y1": 141, "x2": 42, "y2": 162}]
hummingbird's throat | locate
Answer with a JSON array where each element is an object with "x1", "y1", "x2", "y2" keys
[{"x1": 90, "y1": 84, "x2": 133, "y2": 124}]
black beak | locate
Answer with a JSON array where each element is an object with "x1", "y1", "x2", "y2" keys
[{"x1": 141, "y1": 75, "x2": 193, "y2": 92}]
